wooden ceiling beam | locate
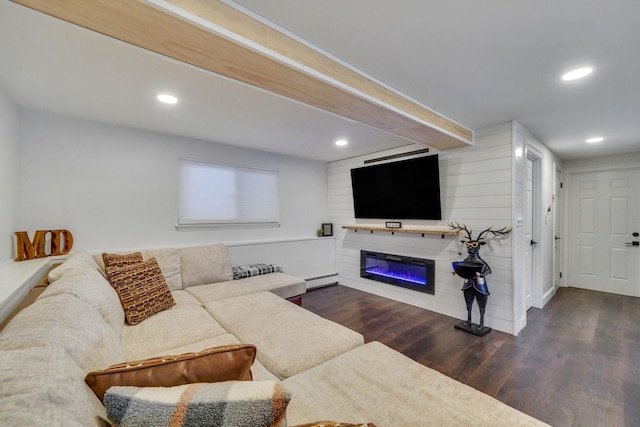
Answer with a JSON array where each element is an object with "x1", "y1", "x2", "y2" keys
[{"x1": 12, "y1": 0, "x2": 473, "y2": 149}]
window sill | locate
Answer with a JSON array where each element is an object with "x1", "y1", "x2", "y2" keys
[{"x1": 175, "y1": 222, "x2": 280, "y2": 231}]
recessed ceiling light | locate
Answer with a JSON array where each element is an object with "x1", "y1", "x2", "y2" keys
[
  {"x1": 586, "y1": 137, "x2": 603, "y2": 143},
  {"x1": 335, "y1": 139, "x2": 348, "y2": 146},
  {"x1": 561, "y1": 67, "x2": 593, "y2": 81},
  {"x1": 157, "y1": 94, "x2": 178, "y2": 104}
]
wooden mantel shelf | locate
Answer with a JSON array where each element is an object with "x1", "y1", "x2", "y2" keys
[{"x1": 342, "y1": 225, "x2": 459, "y2": 238}]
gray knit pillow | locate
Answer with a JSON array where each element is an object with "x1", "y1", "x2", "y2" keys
[{"x1": 104, "y1": 381, "x2": 290, "y2": 427}]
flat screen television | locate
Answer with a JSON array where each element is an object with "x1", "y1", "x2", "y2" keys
[{"x1": 350, "y1": 155, "x2": 442, "y2": 220}]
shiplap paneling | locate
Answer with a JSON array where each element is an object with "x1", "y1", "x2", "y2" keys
[{"x1": 328, "y1": 127, "x2": 515, "y2": 334}]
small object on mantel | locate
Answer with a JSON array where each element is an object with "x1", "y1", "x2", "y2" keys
[
  {"x1": 321, "y1": 223, "x2": 333, "y2": 237},
  {"x1": 14, "y1": 230, "x2": 73, "y2": 261}
]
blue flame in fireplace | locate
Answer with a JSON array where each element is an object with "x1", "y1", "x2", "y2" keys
[
  {"x1": 360, "y1": 251, "x2": 434, "y2": 294},
  {"x1": 365, "y1": 262, "x2": 427, "y2": 286}
]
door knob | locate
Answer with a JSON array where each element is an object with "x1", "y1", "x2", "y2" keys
[
  {"x1": 530, "y1": 240, "x2": 538, "y2": 246},
  {"x1": 625, "y1": 241, "x2": 639, "y2": 247},
  {"x1": 554, "y1": 236, "x2": 562, "y2": 241}
]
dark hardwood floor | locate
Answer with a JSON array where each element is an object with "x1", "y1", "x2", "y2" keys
[{"x1": 302, "y1": 285, "x2": 640, "y2": 427}]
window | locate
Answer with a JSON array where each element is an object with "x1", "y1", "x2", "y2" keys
[{"x1": 178, "y1": 159, "x2": 280, "y2": 229}]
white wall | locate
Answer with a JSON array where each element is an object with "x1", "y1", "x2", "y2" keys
[
  {"x1": 563, "y1": 151, "x2": 640, "y2": 170},
  {"x1": 226, "y1": 237, "x2": 336, "y2": 282},
  {"x1": 0, "y1": 84, "x2": 20, "y2": 263},
  {"x1": 329, "y1": 124, "x2": 516, "y2": 333},
  {"x1": 18, "y1": 110, "x2": 329, "y2": 259}
]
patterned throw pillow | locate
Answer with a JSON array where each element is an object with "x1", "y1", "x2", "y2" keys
[
  {"x1": 102, "y1": 252, "x2": 143, "y2": 279},
  {"x1": 104, "y1": 381, "x2": 289, "y2": 427},
  {"x1": 85, "y1": 344, "x2": 256, "y2": 400},
  {"x1": 232, "y1": 263, "x2": 284, "y2": 280},
  {"x1": 107, "y1": 258, "x2": 175, "y2": 325}
]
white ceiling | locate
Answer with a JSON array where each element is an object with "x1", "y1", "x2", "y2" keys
[
  {"x1": 1, "y1": 0, "x2": 640, "y2": 161},
  {"x1": 0, "y1": 1, "x2": 410, "y2": 162}
]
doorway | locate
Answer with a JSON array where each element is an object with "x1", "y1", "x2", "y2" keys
[
  {"x1": 513, "y1": 130, "x2": 544, "y2": 335},
  {"x1": 524, "y1": 149, "x2": 542, "y2": 311},
  {"x1": 524, "y1": 157, "x2": 535, "y2": 310},
  {"x1": 553, "y1": 164, "x2": 563, "y2": 292},
  {"x1": 568, "y1": 168, "x2": 640, "y2": 296}
]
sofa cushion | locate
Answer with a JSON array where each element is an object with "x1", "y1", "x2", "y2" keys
[
  {"x1": 186, "y1": 272, "x2": 306, "y2": 303},
  {"x1": 121, "y1": 305, "x2": 228, "y2": 360},
  {"x1": 102, "y1": 252, "x2": 143, "y2": 278},
  {"x1": 38, "y1": 267, "x2": 125, "y2": 336},
  {"x1": 154, "y1": 333, "x2": 241, "y2": 356},
  {"x1": 0, "y1": 293, "x2": 125, "y2": 373},
  {"x1": 0, "y1": 346, "x2": 108, "y2": 427},
  {"x1": 141, "y1": 247, "x2": 182, "y2": 290},
  {"x1": 180, "y1": 244, "x2": 233, "y2": 288},
  {"x1": 171, "y1": 289, "x2": 202, "y2": 307},
  {"x1": 104, "y1": 381, "x2": 289, "y2": 427},
  {"x1": 48, "y1": 250, "x2": 105, "y2": 283},
  {"x1": 157, "y1": 333, "x2": 280, "y2": 382},
  {"x1": 292, "y1": 423, "x2": 376, "y2": 427},
  {"x1": 282, "y1": 341, "x2": 549, "y2": 427},
  {"x1": 108, "y1": 258, "x2": 175, "y2": 325},
  {"x1": 205, "y1": 292, "x2": 364, "y2": 379},
  {"x1": 85, "y1": 344, "x2": 256, "y2": 400}
]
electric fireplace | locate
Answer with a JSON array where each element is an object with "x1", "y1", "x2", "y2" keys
[{"x1": 360, "y1": 250, "x2": 435, "y2": 294}]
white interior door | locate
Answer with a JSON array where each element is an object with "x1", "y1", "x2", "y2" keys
[
  {"x1": 569, "y1": 168, "x2": 640, "y2": 296},
  {"x1": 553, "y1": 166, "x2": 563, "y2": 290},
  {"x1": 524, "y1": 157, "x2": 534, "y2": 309}
]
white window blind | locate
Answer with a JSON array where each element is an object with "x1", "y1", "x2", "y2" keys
[{"x1": 178, "y1": 159, "x2": 280, "y2": 228}]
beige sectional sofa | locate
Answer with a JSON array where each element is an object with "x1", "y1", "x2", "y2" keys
[{"x1": 0, "y1": 243, "x2": 548, "y2": 426}]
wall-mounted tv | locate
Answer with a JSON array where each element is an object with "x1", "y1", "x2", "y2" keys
[{"x1": 350, "y1": 154, "x2": 442, "y2": 220}]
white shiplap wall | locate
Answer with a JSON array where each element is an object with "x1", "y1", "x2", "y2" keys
[{"x1": 328, "y1": 123, "x2": 515, "y2": 333}]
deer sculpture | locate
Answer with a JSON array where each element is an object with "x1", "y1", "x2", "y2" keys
[{"x1": 449, "y1": 222, "x2": 512, "y2": 336}]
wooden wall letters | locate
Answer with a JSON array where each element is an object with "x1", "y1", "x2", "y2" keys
[{"x1": 14, "y1": 230, "x2": 74, "y2": 261}]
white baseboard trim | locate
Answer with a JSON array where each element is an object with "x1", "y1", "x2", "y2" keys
[
  {"x1": 542, "y1": 286, "x2": 557, "y2": 308},
  {"x1": 305, "y1": 273, "x2": 338, "y2": 289}
]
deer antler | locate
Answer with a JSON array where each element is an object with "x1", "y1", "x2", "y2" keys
[
  {"x1": 449, "y1": 221, "x2": 473, "y2": 241},
  {"x1": 476, "y1": 226, "x2": 513, "y2": 241}
]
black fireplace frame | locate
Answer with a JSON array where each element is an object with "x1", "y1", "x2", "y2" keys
[{"x1": 360, "y1": 250, "x2": 435, "y2": 295}]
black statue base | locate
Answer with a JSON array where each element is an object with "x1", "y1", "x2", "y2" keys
[{"x1": 454, "y1": 321, "x2": 491, "y2": 337}]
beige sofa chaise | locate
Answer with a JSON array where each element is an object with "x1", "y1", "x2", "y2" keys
[{"x1": 0, "y1": 243, "x2": 548, "y2": 426}]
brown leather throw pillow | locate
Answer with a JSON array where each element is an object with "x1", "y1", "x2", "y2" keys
[{"x1": 85, "y1": 344, "x2": 256, "y2": 400}]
